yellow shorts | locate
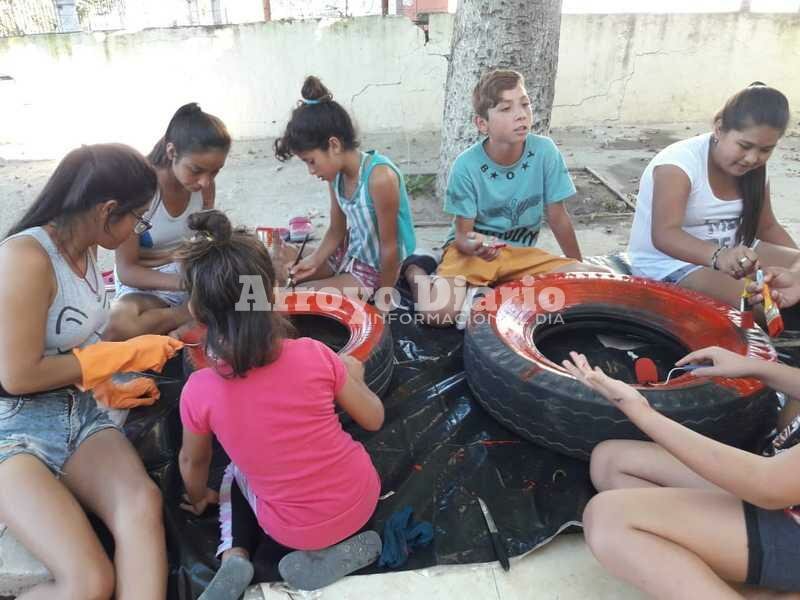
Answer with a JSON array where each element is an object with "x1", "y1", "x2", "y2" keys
[{"x1": 435, "y1": 244, "x2": 577, "y2": 287}]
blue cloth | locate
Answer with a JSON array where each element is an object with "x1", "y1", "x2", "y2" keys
[
  {"x1": 378, "y1": 505, "x2": 434, "y2": 568},
  {"x1": 139, "y1": 230, "x2": 154, "y2": 248},
  {"x1": 444, "y1": 133, "x2": 576, "y2": 247}
]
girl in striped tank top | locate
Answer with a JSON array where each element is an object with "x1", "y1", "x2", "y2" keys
[{"x1": 274, "y1": 76, "x2": 416, "y2": 300}]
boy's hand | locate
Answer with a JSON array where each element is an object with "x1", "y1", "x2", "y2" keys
[
  {"x1": 180, "y1": 489, "x2": 219, "y2": 516},
  {"x1": 676, "y1": 346, "x2": 755, "y2": 378},
  {"x1": 562, "y1": 351, "x2": 650, "y2": 414},
  {"x1": 466, "y1": 232, "x2": 501, "y2": 261},
  {"x1": 341, "y1": 354, "x2": 365, "y2": 382},
  {"x1": 747, "y1": 267, "x2": 800, "y2": 308}
]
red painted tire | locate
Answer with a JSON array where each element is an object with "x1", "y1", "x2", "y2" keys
[
  {"x1": 464, "y1": 273, "x2": 779, "y2": 460},
  {"x1": 183, "y1": 290, "x2": 394, "y2": 396}
]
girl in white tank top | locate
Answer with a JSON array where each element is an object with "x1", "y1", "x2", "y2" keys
[
  {"x1": 626, "y1": 83, "x2": 798, "y2": 310},
  {"x1": 106, "y1": 102, "x2": 231, "y2": 341}
]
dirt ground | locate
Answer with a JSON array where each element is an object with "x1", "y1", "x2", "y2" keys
[{"x1": 2, "y1": 122, "x2": 800, "y2": 271}]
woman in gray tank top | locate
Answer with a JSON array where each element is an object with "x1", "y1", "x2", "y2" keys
[{"x1": 0, "y1": 145, "x2": 179, "y2": 599}]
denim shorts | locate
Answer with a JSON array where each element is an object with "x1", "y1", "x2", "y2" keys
[
  {"x1": 0, "y1": 388, "x2": 118, "y2": 477},
  {"x1": 744, "y1": 502, "x2": 800, "y2": 591},
  {"x1": 114, "y1": 262, "x2": 188, "y2": 307},
  {"x1": 661, "y1": 263, "x2": 703, "y2": 284}
]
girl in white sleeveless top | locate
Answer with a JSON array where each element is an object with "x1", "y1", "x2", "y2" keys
[
  {"x1": 106, "y1": 103, "x2": 231, "y2": 341},
  {"x1": 627, "y1": 83, "x2": 799, "y2": 309}
]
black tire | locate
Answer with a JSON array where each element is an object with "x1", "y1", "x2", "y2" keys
[
  {"x1": 182, "y1": 291, "x2": 395, "y2": 396},
  {"x1": 363, "y1": 323, "x2": 394, "y2": 396},
  {"x1": 464, "y1": 274, "x2": 779, "y2": 460}
]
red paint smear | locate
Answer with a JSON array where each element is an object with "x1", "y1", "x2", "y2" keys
[
  {"x1": 473, "y1": 273, "x2": 776, "y2": 396},
  {"x1": 480, "y1": 440, "x2": 522, "y2": 447},
  {"x1": 180, "y1": 289, "x2": 384, "y2": 369}
]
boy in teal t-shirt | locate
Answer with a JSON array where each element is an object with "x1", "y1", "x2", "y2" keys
[
  {"x1": 444, "y1": 132, "x2": 577, "y2": 248},
  {"x1": 402, "y1": 69, "x2": 605, "y2": 327}
]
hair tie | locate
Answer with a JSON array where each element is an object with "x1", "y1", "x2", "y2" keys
[
  {"x1": 190, "y1": 232, "x2": 215, "y2": 243},
  {"x1": 301, "y1": 98, "x2": 322, "y2": 105}
]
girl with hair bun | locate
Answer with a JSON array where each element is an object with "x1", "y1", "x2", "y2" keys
[
  {"x1": 274, "y1": 76, "x2": 416, "y2": 300},
  {"x1": 176, "y1": 210, "x2": 384, "y2": 597},
  {"x1": 106, "y1": 102, "x2": 231, "y2": 340}
]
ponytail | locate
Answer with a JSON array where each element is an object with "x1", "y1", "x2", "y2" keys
[
  {"x1": 714, "y1": 83, "x2": 789, "y2": 246},
  {"x1": 148, "y1": 102, "x2": 231, "y2": 168}
]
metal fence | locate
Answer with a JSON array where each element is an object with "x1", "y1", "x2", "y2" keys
[
  {"x1": 0, "y1": 0, "x2": 395, "y2": 36},
  {"x1": 0, "y1": 0, "x2": 57, "y2": 36},
  {"x1": 0, "y1": 0, "x2": 260, "y2": 36}
]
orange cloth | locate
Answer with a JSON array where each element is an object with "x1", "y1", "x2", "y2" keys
[
  {"x1": 435, "y1": 244, "x2": 576, "y2": 286},
  {"x1": 73, "y1": 335, "x2": 183, "y2": 390},
  {"x1": 93, "y1": 377, "x2": 160, "y2": 409}
]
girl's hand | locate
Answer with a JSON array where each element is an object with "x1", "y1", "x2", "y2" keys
[
  {"x1": 290, "y1": 253, "x2": 322, "y2": 283},
  {"x1": 716, "y1": 246, "x2": 759, "y2": 279},
  {"x1": 341, "y1": 355, "x2": 365, "y2": 382},
  {"x1": 169, "y1": 320, "x2": 198, "y2": 341},
  {"x1": 676, "y1": 346, "x2": 754, "y2": 378},
  {"x1": 747, "y1": 266, "x2": 800, "y2": 308},
  {"x1": 562, "y1": 351, "x2": 650, "y2": 414},
  {"x1": 465, "y1": 232, "x2": 500, "y2": 261},
  {"x1": 180, "y1": 489, "x2": 219, "y2": 516}
]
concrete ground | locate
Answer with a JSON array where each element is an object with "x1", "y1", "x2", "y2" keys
[{"x1": 2, "y1": 123, "x2": 800, "y2": 598}]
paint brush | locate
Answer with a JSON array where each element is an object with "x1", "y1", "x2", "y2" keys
[{"x1": 287, "y1": 233, "x2": 310, "y2": 291}]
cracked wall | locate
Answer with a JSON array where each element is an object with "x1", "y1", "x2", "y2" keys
[
  {"x1": 0, "y1": 15, "x2": 453, "y2": 153},
  {"x1": 1, "y1": 12, "x2": 799, "y2": 153},
  {"x1": 552, "y1": 13, "x2": 800, "y2": 126}
]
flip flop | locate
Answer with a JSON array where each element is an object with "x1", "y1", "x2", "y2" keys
[{"x1": 278, "y1": 530, "x2": 382, "y2": 591}]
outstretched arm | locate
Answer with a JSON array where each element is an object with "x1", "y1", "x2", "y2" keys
[
  {"x1": 563, "y1": 351, "x2": 800, "y2": 510},
  {"x1": 179, "y1": 428, "x2": 213, "y2": 511}
]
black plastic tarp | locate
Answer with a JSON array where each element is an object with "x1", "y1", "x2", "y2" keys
[{"x1": 123, "y1": 318, "x2": 593, "y2": 600}]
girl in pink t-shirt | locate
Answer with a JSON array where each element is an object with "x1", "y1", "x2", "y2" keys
[{"x1": 175, "y1": 210, "x2": 384, "y2": 597}]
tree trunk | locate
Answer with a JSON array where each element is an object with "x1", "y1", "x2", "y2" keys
[
  {"x1": 263, "y1": 0, "x2": 271, "y2": 21},
  {"x1": 437, "y1": 0, "x2": 564, "y2": 199}
]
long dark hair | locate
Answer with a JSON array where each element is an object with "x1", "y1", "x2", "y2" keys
[
  {"x1": 274, "y1": 76, "x2": 359, "y2": 161},
  {"x1": 177, "y1": 210, "x2": 289, "y2": 378},
  {"x1": 7, "y1": 144, "x2": 157, "y2": 238},
  {"x1": 148, "y1": 102, "x2": 231, "y2": 168},
  {"x1": 714, "y1": 82, "x2": 790, "y2": 246}
]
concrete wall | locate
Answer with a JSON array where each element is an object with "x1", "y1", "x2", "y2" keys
[
  {"x1": 553, "y1": 13, "x2": 800, "y2": 125},
  {"x1": 1, "y1": 12, "x2": 799, "y2": 154}
]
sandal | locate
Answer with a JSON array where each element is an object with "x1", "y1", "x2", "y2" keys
[{"x1": 278, "y1": 530, "x2": 382, "y2": 591}]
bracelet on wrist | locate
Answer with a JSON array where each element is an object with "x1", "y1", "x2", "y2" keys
[{"x1": 710, "y1": 246, "x2": 724, "y2": 270}]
